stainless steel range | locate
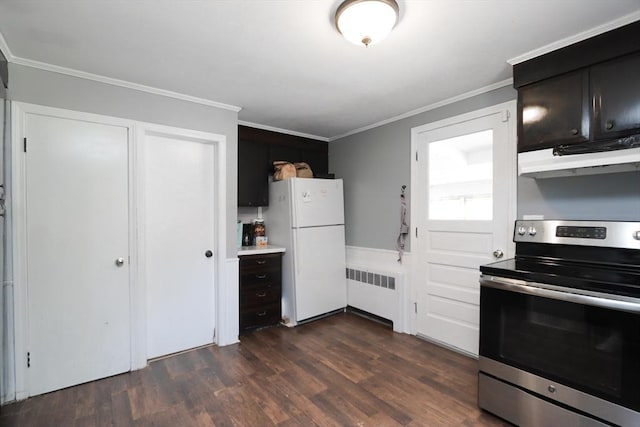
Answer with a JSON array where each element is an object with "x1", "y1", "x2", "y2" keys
[{"x1": 478, "y1": 220, "x2": 640, "y2": 427}]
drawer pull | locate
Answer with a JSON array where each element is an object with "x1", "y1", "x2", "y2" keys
[
  {"x1": 256, "y1": 291, "x2": 267, "y2": 297},
  {"x1": 256, "y1": 260, "x2": 267, "y2": 265},
  {"x1": 256, "y1": 274, "x2": 267, "y2": 279},
  {"x1": 257, "y1": 311, "x2": 267, "y2": 317}
]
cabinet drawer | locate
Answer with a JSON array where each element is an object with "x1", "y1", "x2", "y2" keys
[
  {"x1": 240, "y1": 302, "x2": 281, "y2": 330},
  {"x1": 240, "y1": 284, "x2": 281, "y2": 308},
  {"x1": 239, "y1": 253, "x2": 282, "y2": 274},
  {"x1": 240, "y1": 270, "x2": 281, "y2": 288}
]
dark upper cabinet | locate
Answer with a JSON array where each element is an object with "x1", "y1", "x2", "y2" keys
[
  {"x1": 238, "y1": 125, "x2": 329, "y2": 207},
  {"x1": 238, "y1": 138, "x2": 269, "y2": 207},
  {"x1": 300, "y1": 146, "x2": 328, "y2": 175},
  {"x1": 513, "y1": 21, "x2": 640, "y2": 153},
  {"x1": 591, "y1": 52, "x2": 640, "y2": 141},
  {"x1": 269, "y1": 144, "x2": 300, "y2": 165},
  {"x1": 267, "y1": 139, "x2": 329, "y2": 175},
  {"x1": 518, "y1": 70, "x2": 589, "y2": 152}
]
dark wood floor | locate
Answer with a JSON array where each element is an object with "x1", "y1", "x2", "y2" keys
[{"x1": 1, "y1": 312, "x2": 511, "y2": 426}]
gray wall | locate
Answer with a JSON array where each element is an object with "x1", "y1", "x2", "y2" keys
[
  {"x1": 330, "y1": 85, "x2": 640, "y2": 251},
  {"x1": 518, "y1": 172, "x2": 640, "y2": 220},
  {"x1": 329, "y1": 85, "x2": 517, "y2": 251},
  {"x1": 8, "y1": 63, "x2": 239, "y2": 255}
]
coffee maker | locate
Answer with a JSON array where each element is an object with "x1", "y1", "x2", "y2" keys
[{"x1": 241, "y1": 223, "x2": 253, "y2": 247}]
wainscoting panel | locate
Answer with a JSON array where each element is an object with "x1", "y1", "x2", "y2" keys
[{"x1": 345, "y1": 246, "x2": 410, "y2": 333}]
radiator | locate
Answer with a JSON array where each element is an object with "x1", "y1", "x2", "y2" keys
[{"x1": 346, "y1": 265, "x2": 403, "y2": 332}]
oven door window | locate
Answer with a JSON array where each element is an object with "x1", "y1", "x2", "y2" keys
[{"x1": 480, "y1": 286, "x2": 640, "y2": 411}]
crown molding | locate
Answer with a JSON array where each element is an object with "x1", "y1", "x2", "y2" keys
[
  {"x1": 9, "y1": 55, "x2": 242, "y2": 112},
  {"x1": 328, "y1": 78, "x2": 513, "y2": 141},
  {"x1": 238, "y1": 120, "x2": 329, "y2": 142},
  {"x1": 507, "y1": 11, "x2": 640, "y2": 65},
  {"x1": 1, "y1": 28, "x2": 242, "y2": 112}
]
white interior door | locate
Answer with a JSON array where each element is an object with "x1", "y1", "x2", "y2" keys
[
  {"x1": 413, "y1": 102, "x2": 516, "y2": 356},
  {"x1": 25, "y1": 112, "x2": 131, "y2": 396},
  {"x1": 144, "y1": 129, "x2": 216, "y2": 359}
]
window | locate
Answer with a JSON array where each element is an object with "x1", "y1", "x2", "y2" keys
[{"x1": 428, "y1": 129, "x2": 493, "y2": 220}]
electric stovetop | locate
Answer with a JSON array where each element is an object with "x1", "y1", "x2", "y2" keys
[{"x1": 481, "y1": 254, "x2": 640, "y2": 299}]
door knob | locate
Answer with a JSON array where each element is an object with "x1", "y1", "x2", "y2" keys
[
  {"x1": 493, "y1": 249, "x2": 504, "y2": 259},
  {"x1": 115, "y1": 257, "x2": 125, "y2": 267},
  {"x1": 205, "y1": 250, "x2": 213, "y2": 258}
]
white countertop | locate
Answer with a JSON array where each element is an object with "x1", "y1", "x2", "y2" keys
[{"x1": 237, "y1": 245, "x2": 286, "y2": 256}]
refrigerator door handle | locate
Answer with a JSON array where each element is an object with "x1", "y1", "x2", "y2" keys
[{"x1": 294, "y1": 230, "x2": 300, "y2": 276}]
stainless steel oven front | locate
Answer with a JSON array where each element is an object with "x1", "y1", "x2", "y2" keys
[{"x1": 478, "y1": 220, "x2": 640, "y2": 427}]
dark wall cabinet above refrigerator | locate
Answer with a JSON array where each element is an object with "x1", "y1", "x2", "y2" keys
[{"x1": 238, "y1": 125, "x2": 329, "y2": 207}]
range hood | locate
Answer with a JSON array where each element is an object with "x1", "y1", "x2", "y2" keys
[{"x1": 519, "y1": 138, "x2": 640, "y2": 178}]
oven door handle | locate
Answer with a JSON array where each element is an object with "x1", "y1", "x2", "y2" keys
[{"x1": 480, "y1": 275, "x2": 640, "y2": 314}]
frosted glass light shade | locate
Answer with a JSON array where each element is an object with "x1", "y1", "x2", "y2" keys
[{"x1": 336, "y1": 0, "x2": 399, "y2": 47}]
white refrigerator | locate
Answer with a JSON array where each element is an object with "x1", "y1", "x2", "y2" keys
[{"x1": 264, "y1": 178, "x2": 347, "y2": 325}]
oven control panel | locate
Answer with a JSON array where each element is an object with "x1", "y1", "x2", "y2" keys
[
  {"x1": 555, "y1": 226, "x2": 606, "y2": 239},
  {"x1": 513, "y1": 220, "x2": 640, "y2": 249}
]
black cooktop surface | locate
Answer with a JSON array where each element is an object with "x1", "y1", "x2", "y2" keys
[{"x1": 481, "y1": 256, "x2": 640, "y2": 299}]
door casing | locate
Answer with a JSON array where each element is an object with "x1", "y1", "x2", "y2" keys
[
  {"x1": 139, "y1": 123, "x2": 219, "y2": 360},
  {"x1": 409, "y1": 101, "x2": 517, "y2": 347}
]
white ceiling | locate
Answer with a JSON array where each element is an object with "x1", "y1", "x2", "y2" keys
[{"x1": 0, "y1": 1, "x2": 639, "y2": 140}]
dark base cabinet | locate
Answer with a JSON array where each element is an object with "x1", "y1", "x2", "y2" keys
[{"x1": 239, "y1": 253, "x2": 283, "y2": 334}]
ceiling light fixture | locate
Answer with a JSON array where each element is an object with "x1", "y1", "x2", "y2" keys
[{"x1": 335, "y1": 0, "x2": 399, "y2": 47}]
